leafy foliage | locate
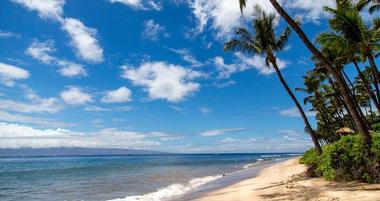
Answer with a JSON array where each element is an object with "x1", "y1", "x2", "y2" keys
[{"x1": 301, "y1": 133, "x2": 380, "y2": 183}]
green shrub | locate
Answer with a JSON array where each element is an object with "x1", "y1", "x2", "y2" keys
[
  {"x1": 301, "y1": 133, "x2": 380, "y2": 183},
  {"x1": 372, "y1": 123, "x2": 380, "y2": 132}
]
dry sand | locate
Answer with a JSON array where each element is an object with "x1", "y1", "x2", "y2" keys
[{"x1": 194, "y1": 157, "x2": 380, "y2": 201}]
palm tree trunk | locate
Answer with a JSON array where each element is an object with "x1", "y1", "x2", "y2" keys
[
  {"x1": 368, "y1": 54, "x2": 380, "y2": 101},
  {"x1": 326, "y1": 77, "x2": 355, "y2": 127},
  {"x1": 267, "y1": 0, "x2": 372, "y2": 144},
  {"x1": 342, "y1": 69, "x2": 355, "y2": 96},
  {"x1": 353, "y1": 60, "x2": 380, "y2": 112},
  {"x1": 270, "y1": 56, "x2": 322, "y2": 155},
  {"x1": 368, "y1": 54, "x2": 380, "y2": 82}
]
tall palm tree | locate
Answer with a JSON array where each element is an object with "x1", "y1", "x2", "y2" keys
[
  {"x1": 357, "y1": 0, "x2": 380, "y2": 14},
  {"x1": 239, "y1": 0, "x2": 372, "y2": 144},
  {"x1": 224, "y1": 7, "x2": 322, "y2": 155}
]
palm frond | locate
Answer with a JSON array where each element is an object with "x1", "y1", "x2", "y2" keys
[
  {"x1": 316, "y1": 32, "x2": 350, "y2": 54},
  {"x1": 235, "y1": 27, "x2": 253, "y2": 43},
  {"x1": 276, "y1": 26, "x2": 291, "y2": 50},
  {"x1": 373, "y1": 18, "x2": 380, "y2": 30},
  {"x1": 325, "y1": 6, "x2": 368, "y2": 45},
  {"x1": 369, "y1": 3, "x2": 380, "y2": 14},
  {"x1": 239, "y1": 0, "x2": 247, "y2": 13},
  {"x1": 356, "y1": 0, "x2": 370, "y2": 11},
  {"x1": 224, "y1": 39, "x2": 261, "y2": 54}
]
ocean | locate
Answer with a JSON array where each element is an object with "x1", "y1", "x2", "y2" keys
[{"x1": 0, "y1": 153, "x2": 298, "y2": 201}]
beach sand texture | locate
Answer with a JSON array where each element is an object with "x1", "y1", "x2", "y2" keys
[{"x1": 194, "y1": 158, "x2": 380, "y2": 201}]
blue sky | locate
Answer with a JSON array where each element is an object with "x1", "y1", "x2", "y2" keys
[{"x1": 0, "y1": 0, "x2": 367, "y2": 153}]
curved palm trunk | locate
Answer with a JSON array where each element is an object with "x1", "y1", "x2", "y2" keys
[
  {"x1": 269, "y1": 55, "x2": 322, "y2": 155},
  {"x1": 340, "y1": 70, "x2": 370, "y2": 128},
  {"x1": 267, "y1": 0, "x2": 371, "y2": 144},
  {"x1": 368, "y1": 54, "x2": 380, "y2": 101},
  {"x1": 326, "y1": 77, "x2": 356, "y2": 128},
  {"x1": 353, "y1": 60, "x2": 380, "y2": 112},
  {"x1": 368, "y1": 54, "x2": 380, "y2": 82}
]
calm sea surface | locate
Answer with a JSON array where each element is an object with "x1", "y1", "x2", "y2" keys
[{"x1": 0, "y1": 153, "x2": 298, "y2": 201}]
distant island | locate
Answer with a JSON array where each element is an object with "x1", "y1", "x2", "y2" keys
[{"x1": 0, "y1": 147, "x2": 166, "y2": 157}]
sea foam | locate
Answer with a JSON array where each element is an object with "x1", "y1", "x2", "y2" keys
[{"x1": 109, "y1": 175, "x2": 223, "y2": 201}]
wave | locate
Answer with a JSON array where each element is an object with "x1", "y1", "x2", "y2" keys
[
  {"x1": 243, "y1": 162, "x2": 257, "y2": 169},
  {"x1": 108, "y1": 175, "x2": 223, "y2": 201},
  {"x1": 260, "y1": 154, "x2": 281, "y2": 158},
  {"x1": 243, "y1": 159, "x2": 265, "y2": 169}
]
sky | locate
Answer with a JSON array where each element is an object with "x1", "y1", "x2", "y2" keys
[{"x1": 0, "y1": 0, "x2": 367, "y2": 153}]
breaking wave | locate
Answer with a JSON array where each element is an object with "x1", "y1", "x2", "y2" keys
[{"x1": 108, "y1": 175, "x2": 223, "y2": 201}]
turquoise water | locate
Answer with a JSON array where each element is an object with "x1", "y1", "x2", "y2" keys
[{"x1": 0, "y1": 153, "x2": 296, "y2": 201}]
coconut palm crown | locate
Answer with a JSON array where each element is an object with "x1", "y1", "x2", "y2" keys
[{"x1": 224, "y1": 7, "x2": 290, "y2": 66}]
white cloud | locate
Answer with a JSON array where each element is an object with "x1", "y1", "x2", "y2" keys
[
  {"x1": 0, "y1": 30, "x2": 19, "y2": 38},
  {"x1": 277, "y1": 129, "x2": 302, "y2": 136},
  {"x1": 61, "y1": 18, "x2": 104, "y2": 63},
  {"x1": 60, "y1": 87, "x2": 92, "y2": 105},
  {"x1": 101, "y1": 87, "x2": 132, "y2": 103},
  {"x1": 121, "y1": 61, "x2": 202, "y2": 102},
  {"x1": 213, "y1": 56, "x2": 240, "y2": 79},
  {"x1": 220, "y1": 137, "x2": 258, "y2": 143},
  {"x1": 26, "y1": 40, "x2": 87, "y2": 77},
  {"x1": 149, "y1": 131, "x2": 181, "y2": 141},
  {"x1": 285, "y1": 0, "x2": 334, "y2": 22},
  {"x1": 279, "y1": 107, "x2": 316, "y2": 118},
  {"x1": 109, "y1": 0, "x2": 162, "y2": 10},
  {"x1": 0, "y1": 110, "x2": 65, "y2": 127},
  {"x1": 213, "y1": 53, "x2": 287, "y2": 79},
  {"x1": 189, "y1": 0, "x2": 276, "y2": 38},
  {"x1": 188, "y1": 0, "x2": 334, "y2": 39},
  {"x1": 235, "y1": 53, "x2": 287, "y2": 75},
  {"x1": 11, "y1": 0, "x2": 65, "y2": 21},
  {"x1": 57, "y1": 60, "x2": 87, "y2": 77},
  {"x1": 198, "y1": 107, "x2": 212, "y2": 116},
  {"x1": 118, "y1": 106, "x2": 134, "y2": 111},
  {"x1": 169, "y1": 105, "x2": 185, "y2": 113},
  {"x1": 142, "y1": 19, "x2": 168, "y2": 41},
  {"x1": 0, "y1": 99, "x2": 62, "y2": 114},
  {"x1": 0, "y1": 63, "x2": 30, "y2": 86},
  {"x1": 84, "y1": 106, "x2": 110, "y2": 112},
  {"x1": 13, "y1": 1, "x2": 104, "y2": 64},
  {"x1": 26, "y1": 40, "x2": 56, "y2": 64},
  {"x1": 199, "y1": 127, "x2": 247, "y2": 137},
  {"x1": 169, "y1": 48, "x2": 203, "y2": 67},
  {"x1": 0, "y1": 87, "x2": 63, "y2": 113},
  {"x1": 0, "y1": 123, "x2": 162, "y2": 149}
]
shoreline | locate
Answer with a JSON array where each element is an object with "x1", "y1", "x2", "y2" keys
[
  {"x1": 175, "y1": 158, "x2": 287, "y2": 201},
  {"x1": 193, "y1": 157, "x2": 380, "y2": 201}
]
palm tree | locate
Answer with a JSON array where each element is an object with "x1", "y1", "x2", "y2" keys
[
  {"x1": 238, "y1": 0, "x2": 372, "y2": 144},
  {"x1": 323, "y1": 2, "x2": 380, "y2": 90},
  {"x1": 224, "y1": 7, "x2": 322, "y2": 155},
  {"x1": 357, "y1": 0, "x2": 380, "y2": 14},
  {"x1": 316, "y1": 31, "x2": 380, "y2": 113}
]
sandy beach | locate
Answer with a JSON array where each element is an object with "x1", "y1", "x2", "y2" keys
[{"x1": 194, "y1": 157, "x2": 380, "y2": 201}]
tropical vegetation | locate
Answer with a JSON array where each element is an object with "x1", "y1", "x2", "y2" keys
[{"x1": 231, "y1": 0, "x2": 380, "y2": 182}]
